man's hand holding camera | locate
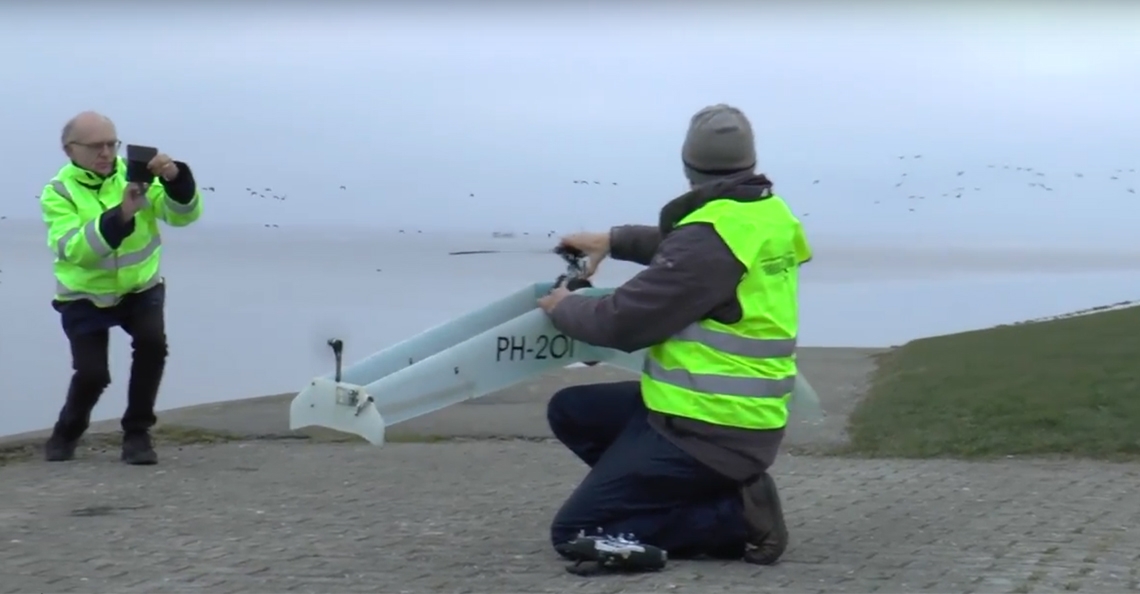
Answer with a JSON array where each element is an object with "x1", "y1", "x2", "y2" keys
[
  {"x1": 147, "y1": 152, "x2": 179, "y2": 181},
  {"x1": 119, "y1": 152, "x2": 180, "y2": 221},
  {"x1": 119, "y1": 183, "x2": 149, "y2": 221}
]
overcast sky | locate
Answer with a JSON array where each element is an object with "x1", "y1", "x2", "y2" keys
[{"x1": 2, "y1": 3, "x2": 1138, "y2": 245}]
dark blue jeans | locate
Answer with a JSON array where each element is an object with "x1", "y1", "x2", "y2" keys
[
  {"x1": 52, "y1": 284, "x2": 168, "y2": 438},
  {"x1": 547, "y1": 381, "x2": 748, "y2": 559}
]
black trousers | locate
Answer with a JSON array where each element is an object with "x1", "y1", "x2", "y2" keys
[
  {"x1": 547, "y1": 381, "x2": 749, "y2": 559},
  {"x1": 52, "y1": 284, "x2": 168, "y2": 440}
]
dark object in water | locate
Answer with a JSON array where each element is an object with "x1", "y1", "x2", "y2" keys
[{"x1": 448, "y1": 249, "x2": 549, "y2": 256}]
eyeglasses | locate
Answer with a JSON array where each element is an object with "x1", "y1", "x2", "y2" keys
[{"x1": 69, "y1": 140, "x2": 122, "y2": 151}]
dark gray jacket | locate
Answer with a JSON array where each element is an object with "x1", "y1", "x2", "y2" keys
[{"x1": 548, "y1": 174, "x2": 801, "y2": 483}]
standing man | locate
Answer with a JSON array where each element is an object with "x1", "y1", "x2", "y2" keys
[
  {"x1": 40, "y1": 111, "x2": 203, "y2": 465},
  {"x1": 537, "y1": 104, "x2": 812, "y2": 570}
]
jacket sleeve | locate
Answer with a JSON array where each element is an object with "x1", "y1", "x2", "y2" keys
[
  {"x1": 549, "y1": 224, "x2": 745, "y2": 352},
  {"x1": 148, "y1": 161, "x2": 202, "y2": 227},
  {"x1": 608, "y1": 224, "x2": 661, "y2": 265},
  {"x1": 41, "y1": 181, "x2": 117, "y2": 267}
]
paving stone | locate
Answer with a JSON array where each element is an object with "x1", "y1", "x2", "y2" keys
[{"x1": 1, "y1": 441, "x2": 1138, "y2": 593}]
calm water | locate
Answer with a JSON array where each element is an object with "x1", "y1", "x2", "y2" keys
[{"x1": 3, "y1": 221, "x2": 1139, "y2": 437}]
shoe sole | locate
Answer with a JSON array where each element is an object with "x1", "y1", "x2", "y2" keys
[
  {"x1": 555, "y1": 539, "x2": 602, "y2": 562},
  {"x1": 743, "y1": 473, "x2": 788, "y2": 565},
  {"x1": 601, "y1": 549, "x2": 666, "y2": 571},
  {"x1": 121, "y1": 453, "x2": 158, "y2": 465},
  {"x1": 44, "y1": 442, "x2": 78, "y2": 462}
]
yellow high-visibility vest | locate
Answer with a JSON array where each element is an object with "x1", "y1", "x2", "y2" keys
[
  {"x1": 641, "y1": 194, "x2": 811, "y2": 430},
  {"x1": 41, "y1": 157, "x2": 202, "y2": 307}
]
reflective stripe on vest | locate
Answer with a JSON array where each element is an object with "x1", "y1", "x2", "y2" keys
[
  {"x1": 673, "y1": 323, "x2": 796, "y2": 358},
  {"x1": 643, "y1": 357, "x2": 796, "y2": 398},
  {"x1": 51, "y1": 180, "x2": 75, "y2": 206},
  {"x1": 648, "y1": 321, "x2": 797, "y2": 396},
  {"x1": 56, "y1": 268, "x2": 163, "y2": 307},
  {"x1": 50, "y1": 179, "x2": 164, "y2": 269}
]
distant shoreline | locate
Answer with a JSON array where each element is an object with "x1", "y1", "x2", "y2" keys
[
  {"x1": 4, "y1": 300, "x2": 1139, "y2": 442},
  {"x1": 1007, "y1": 299, "x2": 1136, "y2": 325},
  {"x1": 3, "y1": 297, "x2": 1136, "y2": 443}
]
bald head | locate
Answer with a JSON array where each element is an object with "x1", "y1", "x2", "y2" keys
[
  {"x1": 62, "y1": 111, "x2": 119, "y2": 174},
  {"x1": 61, "y1": 111, "x2": 115, "y2": 146}
]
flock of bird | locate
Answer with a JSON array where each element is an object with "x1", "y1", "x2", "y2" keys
[
  {"x1": 2, "y1": 163, "x2": 1138, "y2": 280},
  {"x1": 797, "y1": 156, "x2": 1136, "y2": 217},
  {"x1": 891, "y1": 158, "x2": 1135, "y2": 214},
  {"x1": 6, "y1": 166, "x2": 1137, "y2": 228}
]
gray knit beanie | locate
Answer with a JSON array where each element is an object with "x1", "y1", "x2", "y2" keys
[{"x1": 681, "y1": 104, "x2": 757, "y2": 186}]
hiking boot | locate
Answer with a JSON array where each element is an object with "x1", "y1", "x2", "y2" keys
[
  {"x1": 556, "y1": 532, "x2": 667, "y2": 575},
  {"x1": 741, "y1": 472, "x2": 788, "y2": 565},
  {"x1": 44, "y1": 434, "x2": 78, "y2": 462},
  {"x1": 121, "y1": 432, "x2": 158, "y2": 465}
]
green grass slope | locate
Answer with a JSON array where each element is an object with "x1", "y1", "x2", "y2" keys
[{"x1": 848, "y1": 305, "x2": 1140, "y2": 460}]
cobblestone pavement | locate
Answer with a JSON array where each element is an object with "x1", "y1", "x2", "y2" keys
[{"x1": 2, "y1": 441, "x2": 1139, "y2": 593}]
